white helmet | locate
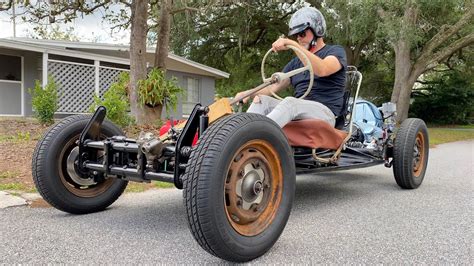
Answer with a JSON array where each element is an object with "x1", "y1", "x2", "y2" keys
[{"x1": 288, "y1": 7, "x2": 326, "y2": 38}]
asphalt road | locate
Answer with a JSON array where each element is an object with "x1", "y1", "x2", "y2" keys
[{"x1": 1, "y1": 140, "x2": 472, "y2": 264}]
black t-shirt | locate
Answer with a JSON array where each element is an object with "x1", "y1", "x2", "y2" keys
[{"x1": 282, "y1": 44, "x2": 347, "y2": 116}]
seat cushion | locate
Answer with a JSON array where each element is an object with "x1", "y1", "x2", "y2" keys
[{"x1": 282, "y1": 119, "x2": 348, "y2": 150}]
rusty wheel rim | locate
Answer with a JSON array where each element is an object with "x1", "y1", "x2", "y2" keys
[
  {"x1": 58, "y1": 136, "x2": 114, "y2": 198},
  {"x1": 224, "y1": 140, "x2": 283, "y2": 236},
  {"x1": 413, "y1": 131, "x2": 426, "y2": 177}
]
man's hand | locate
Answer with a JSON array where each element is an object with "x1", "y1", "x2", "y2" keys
[
  {"x1": 235, "y1": 91, "x2": 261, "y2": 104},
  {"x1": 272, "y1": 37, "x2": 298, "y2": 52},
  {"x1": 235, "y1": 90, "x2": 250, "y2": 104}
]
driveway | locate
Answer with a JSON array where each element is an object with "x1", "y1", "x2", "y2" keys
[{"x1": 0, "y1": 140, "x2": 472, "y2": 264}]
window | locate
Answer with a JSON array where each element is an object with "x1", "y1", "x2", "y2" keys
[
  {"x1": 182, "y1": 77, "x2": 200, "y2": 115},
  {"x1": 0, "y1": 54, "x2": 21, "y2": 81}
]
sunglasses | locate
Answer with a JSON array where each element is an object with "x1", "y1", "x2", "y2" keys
[{"x1": 296, "y1": 30, "x2": 307, "y2": 38}]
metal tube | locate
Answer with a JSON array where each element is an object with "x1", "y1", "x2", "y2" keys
[
  {"x1": 84, "y1": 141, "x2": 104, "y2": 149},
  {"x1": 145, "y1": 172, "x2": 174, "y2": 183},
  {"x1": 199, "y1": 114, "x2": 209, "y2": 137},
  {"x1": 84, "y1": 141, "x2": 139, "y2": 153},
  {"x1": 112, "y1": 142, "x2": 139, "y2": 153},
  {"x1": 109, "y1": 167, "x2": 140, "y2": 178},
  {"x1": 84, "y1": 163, "x2": 106, "y2": 172}
]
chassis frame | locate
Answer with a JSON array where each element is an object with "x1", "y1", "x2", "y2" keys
[{"x1": 76, "y1": 102, "x2": 390, "y2": 191}]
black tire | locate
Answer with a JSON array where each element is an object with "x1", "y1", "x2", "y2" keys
[
  {"x1": 32, "y1": 115, "x2": 128, "y2": 214},
  {"x1": 183, "y1": 113, "x2": 295, "y2": 262},
  {"x1": 393, "y1": 118, "x2": 429, "y2": 189}
]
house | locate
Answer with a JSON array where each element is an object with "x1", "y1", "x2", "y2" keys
[{"x1": 0, "y1": 38, "x2": 229, "y2": 118}]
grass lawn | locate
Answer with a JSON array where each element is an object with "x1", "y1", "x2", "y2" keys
[
  {"x1": 427, "y1": 127, "x2": 474, "y2": 146},
  {"x1": 124, "y1": 181, "x2": 175, "y2": 193}
]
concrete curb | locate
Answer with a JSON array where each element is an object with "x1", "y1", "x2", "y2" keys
[{"x1": 0, "y1": 191, "x2": 28, "y2": 208}]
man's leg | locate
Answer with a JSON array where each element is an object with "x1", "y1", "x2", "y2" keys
[
  {"x1": 266, "y1": 97, "x2": 336, "y2": 127},
  {"x1": 247, "y1": 95, "x2": 281, "y2": 115}
]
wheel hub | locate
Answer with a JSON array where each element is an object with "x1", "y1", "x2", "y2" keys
[
  {"x1": 412, "y1": 132, "x2": 425, "y2": 175},
  {"x1": 236, "y1": 163, "x2": 265, "y2": 210},
  {"x1": 224, "y1": 140, "x2": 283, "y2": 237},
  {"x1": 66, "y1": 147, "x2": 96, "y2": 186}
]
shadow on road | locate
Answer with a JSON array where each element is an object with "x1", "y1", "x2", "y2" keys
[{"x1": 45, "y1": 169, "x2": 400, "y2": 236}]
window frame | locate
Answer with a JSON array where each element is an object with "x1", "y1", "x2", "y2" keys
[{"x1": 182, "y1": 76, "x2": 201, "y2": 115}]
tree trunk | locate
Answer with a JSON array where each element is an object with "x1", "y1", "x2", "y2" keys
[
  {"x1": 391, "y1": 39, "x2": 412, "y2": 103},
  {"x1": 142, "y1": 104, "x2": 163, "y2": 125},
  {"x1": 391, "y1": 4, "x2": 417, "y2": 123},
  {"x1": 154, "y1": 0, "x2": 172, "y2": 69},
  {"x1": 393, "y1": 72, "x2": 418, "y2": 123},
  {"x1": 129, "y1": 0, "x2": 148, "y2": 124},
  {"x1": 344, "y1": 44, "x2": 363, "y2": 67}
]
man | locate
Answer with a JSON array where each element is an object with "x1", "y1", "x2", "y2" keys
[{"x1": 235, "y1": 6, "x2": 347, "y2": 128}]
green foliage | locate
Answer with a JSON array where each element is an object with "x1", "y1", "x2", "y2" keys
[
  {"x1": 29, "y1": 77, "x2": 58, "y2": 125},
  {"x1": 171, "y1": 2, "x2": 302, "y2": 96},
  {"x1": 137, "y1": 68, "x2": 183, "y2": 114},
  {"x1": 28, "y1": 24, "x2": 80, "y2": 41},
  {"x1": 90, "y1": 72, "x2": 134, "y2": 128},
  {"x1": 410, "y1": 67, "x2": 474, "y2": 124},
  {"x1": 375, "y1": 0, "x2": 468, "y2": 54}
]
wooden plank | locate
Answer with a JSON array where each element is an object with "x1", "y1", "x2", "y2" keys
[{"x1": 159, "y1": 98, "x2": 233, "y2": 141}]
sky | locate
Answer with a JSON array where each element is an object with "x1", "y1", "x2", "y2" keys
[{"x1": 0, "y1": 4, "x2": 130, "y2": 44}]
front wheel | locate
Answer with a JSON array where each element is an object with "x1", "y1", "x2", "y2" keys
[
  {"x1": 32, "y1": 115, "x2": 128, "y2": 214},
  {"x1": 183, "y1": 113, "x2": 295, "y2": 262},
  {"x1": 393, "y1": 118, "x2": 429, "y2": 189}
]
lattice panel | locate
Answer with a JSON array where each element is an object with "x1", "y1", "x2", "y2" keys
[
  {"x1": 48, "y1": 61, "x2": 95, "y2": 113},
  {"x1": 99, "y1": 68, "x2": 127, "y2": 98}
]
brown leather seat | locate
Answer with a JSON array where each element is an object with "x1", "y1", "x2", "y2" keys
[{"x1": 282, "y1": 119, "x2": 348, "y2": 150}]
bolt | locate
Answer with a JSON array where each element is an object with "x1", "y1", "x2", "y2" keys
[
  {"x1": 231, "y1": 215, "x2": 240, "y2": 222},
  {"x1": 92, "y1": 171, "x2": 98, "y2": 175}
]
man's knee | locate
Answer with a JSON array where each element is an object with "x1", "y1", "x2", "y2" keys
[
  {"x1": 275, "y1": 97, "x2": 298, "y2": 113},
  {"x1": 279, "y1": 97, "x2": 299, "y2": 108}
]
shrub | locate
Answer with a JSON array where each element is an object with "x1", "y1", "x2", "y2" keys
[
  {"x1": 29, "y1": 76, "x2": 58, "y2": 125},
  {"x1": 138, "y1": 68, "x2": 183, "y2": 115},
  {"x1": 90, "y1": 72, "x2": 134, "y2": 127},
  {"x1": 410, "y1": 69, "x2": 473, "y2": 125}
]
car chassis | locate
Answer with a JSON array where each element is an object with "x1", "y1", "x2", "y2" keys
[{"x1": 32, "y1": 47, "x2": 429, "y2": 262}]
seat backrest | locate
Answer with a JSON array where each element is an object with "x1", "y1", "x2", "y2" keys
[{"x1": 334, "y1": 66, "x2": 361, "y2": 129}]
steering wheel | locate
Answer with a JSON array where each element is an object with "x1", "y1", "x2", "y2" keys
[{"x1": 261, "y1": 44, "x2": 314, "y2": 100}]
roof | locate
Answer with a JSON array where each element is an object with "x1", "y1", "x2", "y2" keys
[{"x1": 0, "y1": 38, "x2": 229, "y2": 79}]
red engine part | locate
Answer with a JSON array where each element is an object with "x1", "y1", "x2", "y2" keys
[{"x1": 159, "y1": 120, "x2": 198, "y2": 146}]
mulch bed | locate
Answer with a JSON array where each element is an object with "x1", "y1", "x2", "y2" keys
[
  {"x1": 0, "y1": 118, "x2": 163, "y2": 192},
  {"x1": 0, "y1": 118, "x2": 49, "y2": 191}
]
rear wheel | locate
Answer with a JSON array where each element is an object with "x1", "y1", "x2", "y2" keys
[
  {"x1": 393, "y1": 118, "x2": 429, "y2": 189},
  {"x1": 32, "y1": 115, "x2": 128, "y2": 214},
  {"x1": 183, "y1": 113, "x2": 295, "y2": 262}
]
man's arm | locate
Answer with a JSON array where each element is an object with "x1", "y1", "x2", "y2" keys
[
  {"x1": 235, "y1": 78, "x2": 290, "y2": 104},
  {"x1": 272, "y1": 38, "x2": 342, "y2": 77}
]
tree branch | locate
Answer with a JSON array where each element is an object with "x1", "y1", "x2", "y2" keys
[
  {"x1": 417, "y1": 5, "x2": 474, "y2": 63},
  {"x1": 426, "y1": 32, "x2": 474, "y2": 69},
  {"x1": 170, "y1": 7, "x2": 199, "y2": 14}
]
